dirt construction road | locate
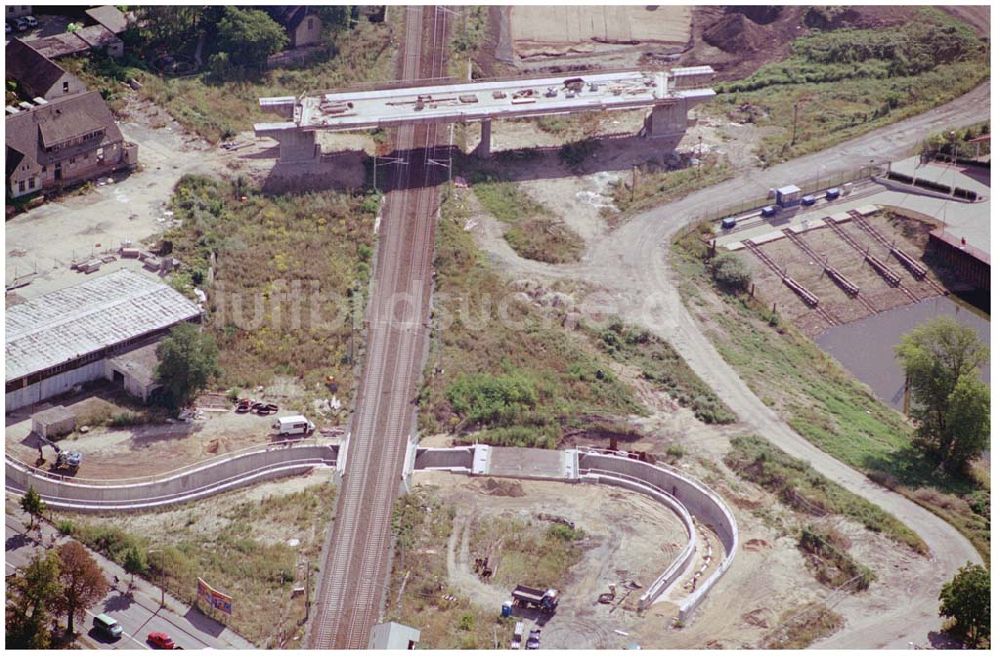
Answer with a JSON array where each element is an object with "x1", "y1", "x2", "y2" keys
[{"x1": 474, "y1": 82, "x2": 989, "y2": 648}]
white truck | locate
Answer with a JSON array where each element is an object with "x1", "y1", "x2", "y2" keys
[{"x1": 272, "y1": 415, "x2": 316, "y2": 437}]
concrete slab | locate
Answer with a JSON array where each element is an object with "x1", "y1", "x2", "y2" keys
[{"x1": 485, "y1": 446, "x2": 568, "y2": 480}]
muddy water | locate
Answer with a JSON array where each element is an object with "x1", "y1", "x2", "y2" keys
[{"x1": 815, "y1": 296, "x2": 990, "y2": 411}]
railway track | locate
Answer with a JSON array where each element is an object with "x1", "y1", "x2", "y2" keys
[
  {"x1": 780, "y1": 228, "x2": 877, "y2": 314},
  {"x1": 847, "y1": 210, "x2": 946, "y2": 295},
  {"x1": 308, "y1": 6, "x2": 449, "y2": 649},
  {"x1": 741, "y1": 239, "x2": 839, "y2": 326},
  {"x1": 822, "y1": 217, "x2": 920, "y2": 303}
]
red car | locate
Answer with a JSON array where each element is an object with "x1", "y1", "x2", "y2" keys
[{"x1": 147, "y1": 631, "x2": 175, "y2": 649}]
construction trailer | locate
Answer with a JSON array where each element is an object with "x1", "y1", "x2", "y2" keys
[{"x1": 511, "y1": 585, "x2": 560, "y2": 612}]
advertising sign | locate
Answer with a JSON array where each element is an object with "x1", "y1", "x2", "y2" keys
[{"x1": 197, "y1": 578, "x2": 233, "y2": 616}]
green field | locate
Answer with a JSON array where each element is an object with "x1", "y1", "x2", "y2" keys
[{"x1": 164, "y1": 175, "x2": 378, "y2": 394}]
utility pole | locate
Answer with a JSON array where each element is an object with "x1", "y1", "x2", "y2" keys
[{"x1": 791, "y1": 101, "x2": 799, "y2": 146}]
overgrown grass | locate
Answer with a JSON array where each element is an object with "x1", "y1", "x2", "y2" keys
[
  {"x1": 419, "y1": 186, "x2": 643, "y2": 448},
  {"x1": 469, "y1": 516, "x2": 584, "y2": 590},
  {"x1": 472, "y1": 180, "x2": 584, "y2": 263},
  {"x1": 672, "y1": 226, "x2": 990, "y2": 562},
  {"x1": 711, "y1": 8, "x2": 989, "y2": 165},
  {"x1": 798, "y1": 525, "x2": 875, "y2": 591},
  {"x1": 726, "y1": 435, "x2": 926, "y2": 553},
  {"x1": 58, "y1": 482, "x2": 336, "y2": 647},
  {"x1": 388, "y1": 487, "x2": 514, "y2": 649},
  {"x1": 764, "y1": 605, "x2": 844, "y2": 649},
  {"x1": 164, "y1": 174, "x2": 377, "y2": 392},
  {"x1": 586, "y1": 319, "x2": 736, "y2": 424},
  {"x1": 608, "y1": 157, "x2": 734, "y2": 220}
]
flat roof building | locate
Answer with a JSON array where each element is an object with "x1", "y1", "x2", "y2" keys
[
  {"x1": 369, "y1": 622, "x2": 420, "y2": 650},
  {"x1": 5, "y1": 270, "x2": 202, "y2": 412}
]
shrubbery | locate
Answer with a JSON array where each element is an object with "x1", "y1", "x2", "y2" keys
[{"x1": 710, "y1": 253, "x2": 752, "y2": 292}]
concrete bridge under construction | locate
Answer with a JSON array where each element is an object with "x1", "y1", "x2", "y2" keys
[{"x1": 255, "y1": 67, "x2": 716, "y2": 163}]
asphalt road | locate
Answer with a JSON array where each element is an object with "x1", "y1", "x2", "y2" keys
[
  {"x1": 473, "y1": 81, "x2": 989, "y2": 648},
  {"x1": 5, "y1": 517, "x2": 251, "y2": 650}
]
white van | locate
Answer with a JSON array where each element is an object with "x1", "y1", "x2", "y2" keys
[
  {"x1": 272, "y1": 415, "x2": 316, "y2": 437},
  {"x1": 511, "y1": 621, "x2": 524, "y2": 650}
]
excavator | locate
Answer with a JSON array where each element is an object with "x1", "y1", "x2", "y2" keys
[{"x1": 39, "y1": 436, "x2": 82, "y2": 473}]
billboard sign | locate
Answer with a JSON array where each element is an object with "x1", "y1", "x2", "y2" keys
[{"x1": 197, "y1": 578, "x2": 233, "y2": 616}]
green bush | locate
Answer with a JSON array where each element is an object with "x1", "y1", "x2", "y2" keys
[
  {"x1": 710, "y1": 253, "x2": 752, "y2": 292},
  {"x1": 447, "y1": 373, "x2": 539, "y2": 427}
]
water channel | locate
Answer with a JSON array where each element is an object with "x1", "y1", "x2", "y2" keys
[{"x1": 815, "y1": 296, "x2": 990, "y2": 411}]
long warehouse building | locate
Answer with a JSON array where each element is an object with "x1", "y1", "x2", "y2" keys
[{"x1": 5, "y1": 269, "x2": 203, "y2": 412}]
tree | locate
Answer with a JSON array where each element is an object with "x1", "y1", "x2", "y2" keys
[
  {"x1": 939, "y1": 563, "x2": 990, "y2": 647},
  {"x1": 710, "y1": 253, "x2": 753, "y2": 292},
  {"x1": 156, "y1": 323, "x2": 220, "y2": 412},
  {"x1": 215, "y1": 7, "x2": 287, "y2": 73},
  {"x1": 895, "y1": 317, "x2": 989, "y2": 472},
  {"x1": 20, "y1": 485, "x2": 46, "y2": 532},
  {"x1": 123, "y1": 546, "x2": 147, "y2": 586},
  {"x1": 55, "y1": 542, "x2": 109, "y2": 636},
  {"x1": 6, "y1": 550, "x2": 62, "y2": 649}
]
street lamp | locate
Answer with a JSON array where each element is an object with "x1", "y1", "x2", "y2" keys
[{"x1": 147, "y1": 548, "x2": 166, "y2": 608}]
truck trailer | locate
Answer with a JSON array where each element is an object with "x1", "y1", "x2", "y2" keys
[{"x1": 511, "y1": 585, "x2": 559, "y2": 612}]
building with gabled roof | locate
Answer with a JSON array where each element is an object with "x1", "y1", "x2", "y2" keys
[
  {"x1": 5, "y1": 269, "x2": 203, "y2": 411},
  {"x1": 85, "y1": 5, "x2": 129, "y2": 35},
  {"x1": 5, "y1": 38, "x2": 86, "y2": 101},
  {"x1": 5, "y1": 90, "x2": 137, "y2": 198},
  {"x1": 264, "y1": 5, "x2": 322, "y2": 48}
]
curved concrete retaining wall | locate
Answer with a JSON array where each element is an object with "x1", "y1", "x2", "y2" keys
[
  {"x1": 578, "y1": 452, "x2": 738, "y2": 621},
  {"x1": 582, "y1": 471, "x2": 697, "y2": 610},
  {"x1": 5, "y1": 444, "x2": 338, "y2": 511}
]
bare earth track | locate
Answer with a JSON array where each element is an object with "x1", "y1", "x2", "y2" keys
[{"x1": 307, "y1": 6, "x2": 447, "y2": 649}]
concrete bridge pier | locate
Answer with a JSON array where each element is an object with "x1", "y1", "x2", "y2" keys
[
  {"x1": 645, "y1": 99, "x2": 691, "y2": 139},
  {"x1": 255, "y1": 123, "x2": 319, "y2": 164},
  {"x1": 477, "y1": 119, "x2": 492, "y2": 159}
]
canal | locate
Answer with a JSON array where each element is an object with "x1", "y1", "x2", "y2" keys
[{"x1": 815, "y1": 296, "x2": 990, "y2": 411}]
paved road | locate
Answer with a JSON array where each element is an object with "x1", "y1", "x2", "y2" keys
[
  {"x1": 473, "y1": 81, "x2": 989, "y2": 648},
  {"x1": 5, "y1": 516, "x2": 252, "y2": 650}
]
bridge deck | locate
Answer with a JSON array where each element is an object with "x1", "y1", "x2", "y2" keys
[{"x1": 257, "y1": 69, "x2": 714, "y2": 133}]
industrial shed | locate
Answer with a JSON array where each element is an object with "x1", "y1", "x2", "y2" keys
[{"x1": 5, "y1": 270, "x2": 202, "y2": 412}]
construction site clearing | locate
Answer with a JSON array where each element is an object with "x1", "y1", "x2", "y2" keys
[{"x1": 717, "y1": 205, "x2": 953, "y2": 338}]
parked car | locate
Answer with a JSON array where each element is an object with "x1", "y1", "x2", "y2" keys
[
  {"x1": 801, "y1": 195, "x2": 816, "y2": 206},
  {"x1": 825, "y1": 187, "x2": 841, "y2": 201},
  {"x1": 92, "y1": 613, "x2": 123, "y2": 640},
  {"x1": 721, "y1": 216, "x2": 737, "y2": 230},
  {"x1": 23, "y1": 15, "x2": 38, "y2": 28},
  {"x1": 761, "y1": 205, "x2": 777, "y2": 218},
  {"x1": 526, "y1": 628, "x2": 541, "y2": 650},
  {"x1": 147, "y1": 631, "x2": 176, "y2": 649},
  {"x1": 14, "y1": 17, "x2": 29, "y2": 31},
  {"x1": 5, "y1": 22, "x2": 12, "y2": 34}
]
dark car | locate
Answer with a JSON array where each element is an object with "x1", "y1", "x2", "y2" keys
[
  {"x1": 526, "y1": 629, "x2": 541, "y2": 650},
  {"x1": 13, "y1": 17, "x2": 28, "y2": 31},
  {"x1": 761, "y1": 205, "x2": 777, "y2": 218},
  {"x1": 23, "y1": 15, "x2": 38, "y2": 28},
  {"x1": 721, "y1": 216, "x2": 737, "y2": 230},
  {"x1": 5, "y1": 22, "x2": 11, "y2": 34},
  {"x1": 92, "y1": 614, "x2": 123, "y2": 640},
  {"x1": 147, "y1": 631, "x2": 176, "y2": 649},
  {"x1": 825, "y1": 187, "x2": 841, "y2": 201},
  {"x1": 801, "y1": 195, "x2": 816, "y2": 206}
]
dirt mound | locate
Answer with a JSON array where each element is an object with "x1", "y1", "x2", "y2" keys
[
  {"x1": 703, "y1": 12, "x2": 766, "y2": 54},
  {"x1": 726, "y1": 5, "x2": 783, "y2": 25},
  {"x1": 481, "y1": 477, "x2": 525, "y2": 497}
]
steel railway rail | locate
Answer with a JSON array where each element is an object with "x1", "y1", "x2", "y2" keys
[{"x1": 308, "y1": 5, "x2": 449, "y2": 649}]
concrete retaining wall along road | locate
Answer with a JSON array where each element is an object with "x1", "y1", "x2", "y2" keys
[
  {"x1": 5, "y1": 444, "x2": 338, "y2": 511},
  {"x1": 413, "y1": 446, "x2": 474, "y2": 472},
  {"x1": 578, "y1": 451, "x2": 739, "y2": 621}
]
